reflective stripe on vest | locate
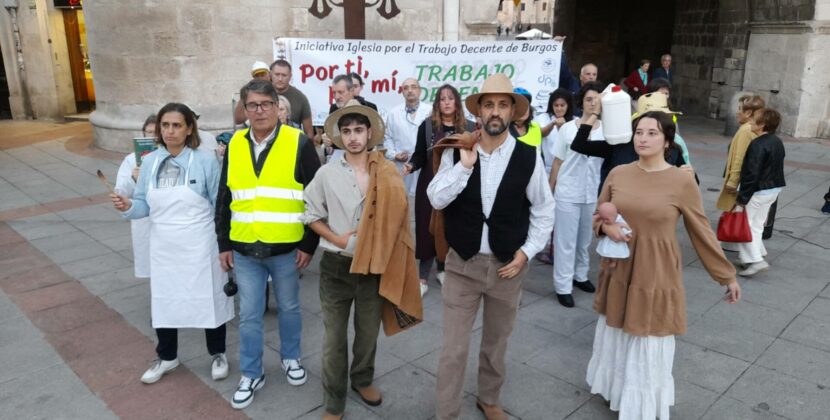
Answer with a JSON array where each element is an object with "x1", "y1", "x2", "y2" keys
[{"x1": 227, "y1": 126, "x2": 305, "y2": 244}]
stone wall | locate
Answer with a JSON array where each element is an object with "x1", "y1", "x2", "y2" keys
[
  {"x1": 671, "y1": 0, "x2": 722, "y2": 116},
  {"x1": 741, "y1": 0, "x2": 830, "y2": 138},
  {"x1": 553, "y1": 0, "x2": 675, "y2": 89},
  {"x1": 84, "y1": 0, "x2": 444, "y2": 151}
]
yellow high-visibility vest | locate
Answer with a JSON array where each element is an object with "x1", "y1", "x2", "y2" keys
[
  {"x1": 517, "y1": 121, "x2": 543, "y2": 147},
  {"x1": 227, "y1": 126, "x2": 305, "y2": 244}
]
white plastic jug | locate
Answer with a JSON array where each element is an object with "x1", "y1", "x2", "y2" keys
[{"x1": 601, "y1": 84, "x2": 632, "y2": 145}]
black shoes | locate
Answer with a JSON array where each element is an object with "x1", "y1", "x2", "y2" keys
[
  {"x1": 556, "y1": 293, "x2": 575, "y2": 307},
  {"x1": 557, "y1": 280, "x2": 595, "y2": 308},
  {"x1": 573, "y1": 280, "x2": 595, "y2": 293}
]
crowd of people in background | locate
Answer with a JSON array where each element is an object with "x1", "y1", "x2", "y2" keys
[{"x1": 106, "y1": 35, "x2": 812, "y2": 420}]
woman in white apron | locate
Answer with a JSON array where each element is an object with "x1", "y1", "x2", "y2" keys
[
  {"x1": 115, "y1": 114, "x2": 157, "y2": 279},
  {"x1": 112, "y1": 103, "x2": 234, "y2": 384}
]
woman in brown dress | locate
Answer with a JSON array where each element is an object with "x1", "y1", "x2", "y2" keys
[
  {"x1": 586, "y1": 111, "x2": 741, "y2": 419},
  {"x1": 405, "y1": 84, "x2": 474, "y2": 294}
]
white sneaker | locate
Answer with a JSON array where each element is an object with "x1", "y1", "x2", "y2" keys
[
  {"x1": 231, "y1": 374, "x2": 265, "y2": 409},
  {"x1": 211, "y1": 353, "x2": 229, "y2": 380},
  {"x1": 140, "y1": 358, "x2": 179, "y2": 384},
  {"x1": 420, "y1": 281, "x2": 429, "y2": 297},
  {"x1": 738, "y1": 260, "x2": 769, "y2": 277},
  {"x1": 281, "y1": 359, "x2": 307, "y2": 386},
  {"x1": 436, "y1": 271, "x2": 445, "y2": 286}
]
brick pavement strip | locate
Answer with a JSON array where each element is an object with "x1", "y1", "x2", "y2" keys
[{"x1": 0, "y1": 221, "x2": 248, "y2": 420}]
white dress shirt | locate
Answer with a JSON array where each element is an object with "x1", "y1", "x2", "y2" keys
[
  {"x1": 427, "y1": 135, "x2": 555, "y2": 259},
  {"x1": 383, "y1": 102, "x2": 431, "y2": 195},
  {"x1": 553, "y1": 120, "x2": 604, "y2": 204}
]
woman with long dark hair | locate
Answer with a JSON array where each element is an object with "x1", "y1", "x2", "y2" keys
[
  {"x1": 111, "y1": 103, "x2": 234, "y2": 385},
  {"x1": 535, "y1": 88, "x2": 574, "y2": 176},
  {"x1": 587, "y1": 111, "x2": 740, "y2": 419},
  {"x1": 406, "y1": 84, "x2": 474, "y2": 295}
]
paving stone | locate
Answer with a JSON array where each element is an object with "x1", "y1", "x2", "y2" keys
[
  {"x1": 673, "y1": 341, "x2": 750, "y2": 393},
  {"x1": 701, "y1": 396, "x2": 790, "y2": 420},
  {"x1": 680, "y1": 316, "x2": 776, "y2": 362},
  {"x1": 702, "y1": 299, "x2": 795, "y2": 337},
  {"x1": 562, "y1": 396, "x2": 617, "y2": 420},
  {"x1": 738, "y1": 276, "x2": 817, "y2": 313},
  {"x1": 781, "y1": 314, "x2": 830, "y2": 353},
  {"x1": 499, "y1": 360, "x2": 592, "y2": 420},
  {"x1": 726, "y1": 365, "x2": 830, "y2": 419},
  {"x1": 517, "y1": 298, "x2": 597, "y2": 336},
  {"x1": 0, "y1": 315, "x2": 42, "y2": 351},
  {"x1": 524, "y1": 330, "x2": 592, "y2": 390},
  {"x1": 505, "y1": 317, "x2": 571, "y2": 365},
  {"x1": 673, "y1": 379, "x2": 720, "y2": 420},
  {"x1": 371, "y1": 365, "x2": 437, "y2": 420},
  {"x1": 30, "y1": 231, "x2": 112, "y2": 265},
  {"x1": 76, "y1": 266, "x2": 147, "y2": 296},
  {"x1": 756, "y1": 338, "x2": 830, "y2": 388},
  {"x1": 802, "y1": 296, "x2": 830, "y2": 322},
  {"x1": 0, "y1": 364, "x2": 117, "y2": 419},
  {"x1": 0, "y1": 328, "x2": 63, "y2": 384},
  {"x1": 297, "y1": 400, "x2": 383, "y2": 419},
  {"x1": 61, "y1": 251, "x2": 135, "y2": 283},
  {"x1": 9, "y1": 280, "x2": 91, "y2": 313},
  {"x1": 6, "y1": 216, "x2": 78, "y2": 241},
  {"x1": 377, "y1": 319, "x2": 443, "y2": 363}
]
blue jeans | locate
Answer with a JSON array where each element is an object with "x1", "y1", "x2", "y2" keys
[{"x1": 234, "y1": 250, "x2": 302, "y2": 378}]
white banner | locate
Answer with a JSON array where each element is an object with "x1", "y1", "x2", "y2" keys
[{"x1": 274, "y1": 38, "x2": 562, "y2": 125}]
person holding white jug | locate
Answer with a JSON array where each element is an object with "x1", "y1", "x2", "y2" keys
[
  {"x1": 111, "y1": 102, "x2": 234, "y2": 385},
  {"x1": 548, "y1": 81, "x2": 606, "y2": 307}
]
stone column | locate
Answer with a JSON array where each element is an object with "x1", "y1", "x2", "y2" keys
[{"x1": 84, "y1": 1, "x2": 273, "y2": 152}]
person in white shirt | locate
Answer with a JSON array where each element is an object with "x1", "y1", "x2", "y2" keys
[
  {"x1": 428, "y1": 74, "x2": 554, "y2": 420},
  {"x1": 383, "y1": 78, "x2": 431, "y2": 196},
  {"x1": 115, "y1": 114, "x2": 156, "y2": 279},
  {"x1": 549, "y1": 81, "x2": 605, "y2": 307}
]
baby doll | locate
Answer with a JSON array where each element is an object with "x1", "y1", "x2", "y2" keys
[{"x1": 596, "y1": 202, "x2": 632, "y2": 267}]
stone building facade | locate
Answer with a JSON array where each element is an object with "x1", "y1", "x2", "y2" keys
[
  {"x1": 555, "y1": 0, "x2": 830, "y2": 138},
  {"x1": 2, "y1": 1, "x2": 828, "y2": 151}
]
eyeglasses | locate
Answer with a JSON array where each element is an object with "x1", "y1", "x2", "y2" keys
[{"x1": 244, "y1": 101, "x2": 276, "y2": 112}]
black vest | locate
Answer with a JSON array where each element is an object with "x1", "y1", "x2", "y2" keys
[{"x1": 444, "y1": 140, "x2": 536, "y2": 262}]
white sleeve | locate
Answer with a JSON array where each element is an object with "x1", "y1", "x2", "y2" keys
[
  {"x1": 520, "y1": 153, "x2": 555, "y2": 258},
  {"x1": 115, "y1": 153, "x2": 137, "y2": 197},
  {"x1": 383, "y1": 113, "x2": 398, "y2": 160},
  {"x1": 426, "y1": 148, "x2": 473, "y2": 210}
]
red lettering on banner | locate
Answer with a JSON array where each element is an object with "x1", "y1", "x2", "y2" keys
[{"x1": 299, "y1": 63, "x2": 340, "y2": 83}]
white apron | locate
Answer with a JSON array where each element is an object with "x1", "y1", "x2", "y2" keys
[
  {"x1": 130, "y1": 218, "x2": 151, "y2": 278},
  {"x1": 147, "y1": 151, "x2": 234, "y2": 329}
]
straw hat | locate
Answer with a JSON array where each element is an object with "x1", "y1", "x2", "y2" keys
[
  {"x1": 464, "y1": 73, "x2": 529, "y2": 118},
  {"x1": 324, "y1": 99, "x2": 386, "y2": 150},
  {"x1": 632, "y1": 92, "x2": 682, "y2": 119},
  {"x1": 251, "y1": 61, "x2": 270, "y2": 77}
]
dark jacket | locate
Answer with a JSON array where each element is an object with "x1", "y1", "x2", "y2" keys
[
  {"x1": 624, "y1": 70, "x2": 648, "y2": 99},
  {"x1": 215, "y1": 124, "x2": 321, "y2": 257},
  {"x1": 568, "y1": 124, "x2": 687, "y2": 192},
  {"x1": 736, "y1": 133, "x2": 786, "y2": 205},
  {"x1": 652, "y1": 67, "x2": 672, "y2": 83}
]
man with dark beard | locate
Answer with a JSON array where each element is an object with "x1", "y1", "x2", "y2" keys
[{"x1": 427, "y1": 74, "x2": 555, "y2": 420}]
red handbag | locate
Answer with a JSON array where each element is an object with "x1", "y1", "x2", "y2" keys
[{"x1": 717, "y1": 210, "x2": 752, "y2": 243}]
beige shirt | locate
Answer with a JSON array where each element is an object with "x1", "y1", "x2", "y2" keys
[{"x1": 301, "y1": 155, "x2": 365, "y2": 255}]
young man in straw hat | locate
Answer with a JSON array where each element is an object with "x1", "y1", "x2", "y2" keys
[
  {"x1": 428, "y1": 74, "x2": 554, "y2": 420},
  {"x1": 303, "y1": 99, "x2": 422, "y2": 420}
]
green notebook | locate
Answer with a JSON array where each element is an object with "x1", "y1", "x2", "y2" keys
[{"x1": 133, "y1": 137, "x2": 157, "y2": 166}]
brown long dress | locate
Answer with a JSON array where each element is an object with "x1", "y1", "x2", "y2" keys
[{"x1": 592, "y1": 163, "x2": 736, "y2": 337}]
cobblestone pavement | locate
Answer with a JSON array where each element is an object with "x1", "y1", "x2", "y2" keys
[{"x1": 1, "y1": 118, "x2": 829, "y2": 420}]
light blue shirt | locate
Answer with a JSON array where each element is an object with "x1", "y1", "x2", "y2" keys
[
  {"x1": 674, "y1": 133, "x2": 691, "y2": 165},
  {"x1": 122, "y1": 146, "x2": 221, "y2": 219}
]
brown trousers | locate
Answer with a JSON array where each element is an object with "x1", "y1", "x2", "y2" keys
[{"x1": 435, "y1": 248, "x2": 526, "y2": 420}]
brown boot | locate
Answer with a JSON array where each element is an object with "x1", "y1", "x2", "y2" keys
[
  {"x1": 476, "y1": 400, "x2": 507, "y2": 420},
  {"x1": 351, "y1": 384, "x2": 382, "y2": 406},
  {"x1": 321, "y1": 412, "x2": 342, "y2": 420}
]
